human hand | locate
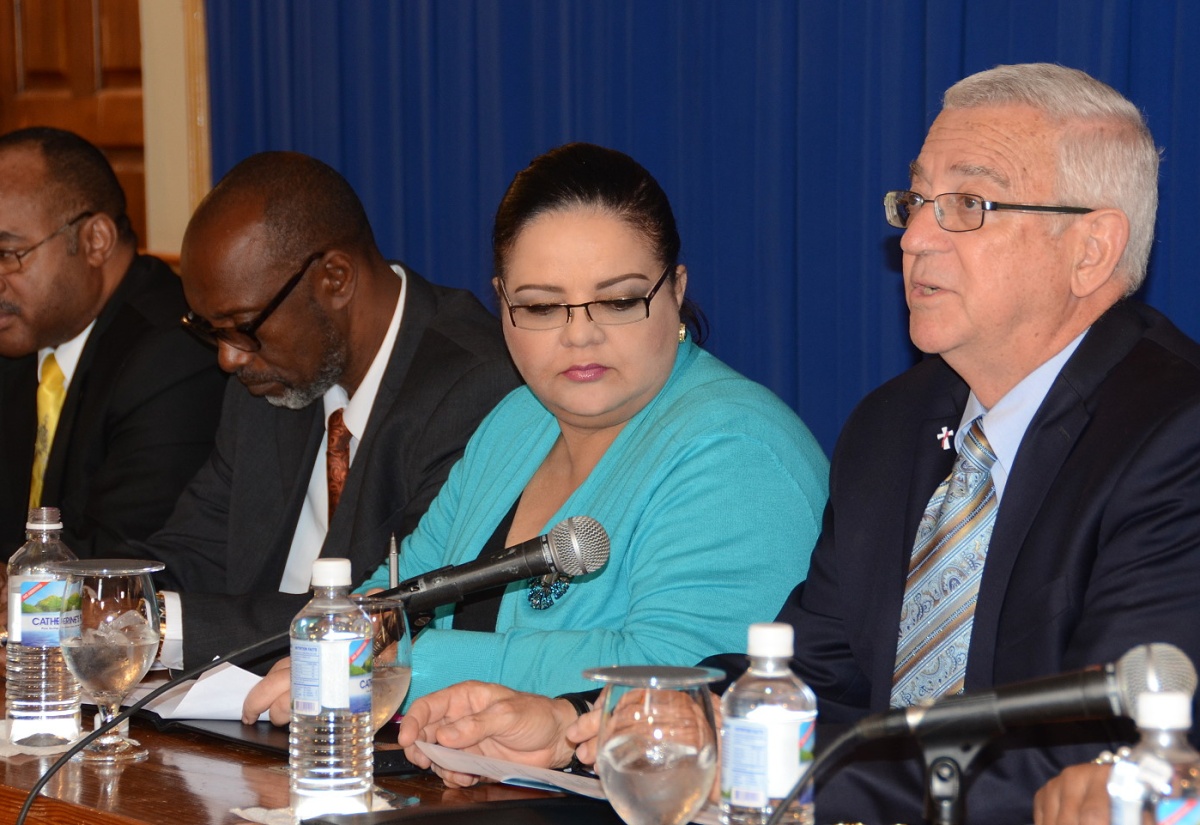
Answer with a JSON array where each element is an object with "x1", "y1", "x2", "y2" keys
[
  {"x1": 1034, "y1": 762, "x2": 1116, "y2": 825},
  {"x1": 397, "y1": 681, "x2": 582, "y2": 788},
  {"x1": 566, "y1": 707, "x2": 601, "y2": 764},
  {"x1": 242, "y1": 657, "x2": 291, "y2": 726}
]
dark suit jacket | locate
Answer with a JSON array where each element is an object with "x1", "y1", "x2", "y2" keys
[
  {"x1": 0, "y1": 255, "x2": 226, "y2": 559},
  {"x1": 774, "y1": 301, "x2": 1200, "y2": 825},
  {"x1": 140, "y1": 267, "x2": 519, "y2": 668}
]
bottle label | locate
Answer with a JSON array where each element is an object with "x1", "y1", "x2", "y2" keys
[
  {"x1": 291, "y1": 637, "x2": 373, "y2": 716},
  {"x1": 1108, "y1": 760, "x2": 1148, "y2": 825},
  {"x1": 721, "y1": 709, "x2": 815, "y2": 806},
  {"x1": 8, "y1": 577, "x2": 71, "y2": 647},
  {"x1": 1157, "y1": 798, "x2": 1200, "y2": 825}
]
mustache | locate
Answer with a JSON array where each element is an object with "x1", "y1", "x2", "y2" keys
[
  {"x1": 235, "y1": 367, "x2": 289, "y2": 387},
  {"x1": 0, "y1": 300, "x2": 20, "y2": 315}
]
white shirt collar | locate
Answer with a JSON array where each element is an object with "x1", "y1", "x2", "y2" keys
[
  {"x1": 37, "y1": 319, "x2": 97, "y2": 388},
  {"x1": 957, "y1": 329, "x2": 1087, "y2": 501},
  {"x1": 321, "y1": 264, "x2": 407, "y2": 445}
]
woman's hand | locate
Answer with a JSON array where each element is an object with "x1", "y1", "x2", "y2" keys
[{"x1": 398, "y1": 681, "x2": 584, "y2": 787}]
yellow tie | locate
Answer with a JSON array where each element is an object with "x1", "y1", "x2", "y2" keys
[{"x1": 29, "y1": 352, "x2": 66, "y2": 509}]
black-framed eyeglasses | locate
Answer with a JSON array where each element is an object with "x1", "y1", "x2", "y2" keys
[
  {"x1": 181, "y1": 250, "x2": 326, "y2": 353},
  {"x1": 0, "y1": 212, "x2": 94, "y2": 276},
  {"x1": 884, "y1": 190, "x2": 1095, "y2": 233},
  {"x1": 497, "y1": 264, "x2": 673, "y2": 331}
]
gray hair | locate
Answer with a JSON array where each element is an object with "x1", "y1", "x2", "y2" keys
[{"x1": 944, "y1": 63, "x2": 1160, "y2": 294}]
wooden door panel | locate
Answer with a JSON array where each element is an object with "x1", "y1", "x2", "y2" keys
[
  {"x1": 98, "y1": 0, "x2": 141, "y2": 87},
  {"x1": 0, "y1": 0, "x2": 146, "y2": 243}
]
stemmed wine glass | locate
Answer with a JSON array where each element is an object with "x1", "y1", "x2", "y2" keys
[
  {"x1": 352, "y1": 595, "x2": 413, "y2": 733},
  {"x1": 53, "y1": 559, "x2": 164, "y2": 763},
  {"x1": 583, "y1": 665, "x2": 721, "y2": 825}
]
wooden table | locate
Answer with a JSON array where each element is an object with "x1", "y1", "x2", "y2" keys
[{"x1": 0, "y1": 690, "x2": 556, "y2": 825}]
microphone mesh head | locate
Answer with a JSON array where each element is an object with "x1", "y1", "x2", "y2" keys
[
  {"x1": 1115, "y1": 643, "x2": 1197, "y2": 714},
  {"x1": 548, "y1": 516, "x2": 611, "y2": 576}
]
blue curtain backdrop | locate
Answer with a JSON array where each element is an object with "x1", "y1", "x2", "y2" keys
[{"x1": 204, "y1": 0, "x2": 1200, "y2": 454}]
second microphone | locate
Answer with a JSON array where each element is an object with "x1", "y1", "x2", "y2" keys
[{"x1": 377, "y1": 516, "x2": 610, "y2": 613}]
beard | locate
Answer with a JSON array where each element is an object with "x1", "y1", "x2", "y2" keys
[{"x1": 239, "y1": 304, "x2": 349, "y2": 410}]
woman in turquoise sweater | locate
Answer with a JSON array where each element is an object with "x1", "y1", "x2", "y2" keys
[
  {"x1": 363, "y1": 142, "x2": 827, "y2": 703},
  {"x1": 245, "y1": 143, "x2": 827, "y2": 720}
]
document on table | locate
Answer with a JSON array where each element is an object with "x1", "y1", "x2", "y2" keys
[
  {"x1": 124, "y1": 662, "x2": 270, "y2": 721},
  {"x1": 414, "y1": 741, "x2": 723, "y2": 825}
]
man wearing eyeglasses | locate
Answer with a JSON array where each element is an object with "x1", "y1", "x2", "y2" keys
[
  {"x1": 135, "y1": 151, "x2": 519, "y2": 670},
  {"x1": 780, "y1": 63, "x2": 1200, "y2": 823},
  {"x1": 0, "y1": 127, "x2": 225, "y2": 559},
  {"x1": 377, "y1": 65, "x2": 1200, "y2": 825}
]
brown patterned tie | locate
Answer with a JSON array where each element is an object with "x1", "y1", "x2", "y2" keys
[{"x1": 326, "y1": 408, "x2": 352, "y2": 519}]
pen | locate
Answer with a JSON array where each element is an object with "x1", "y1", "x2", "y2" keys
[{"x1": 388, "y1": 532, "x2": 399, "y2": 588}]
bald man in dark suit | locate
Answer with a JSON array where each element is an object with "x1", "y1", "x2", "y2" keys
[{"x1": 135, "y1": 152, "x2": 519, "y2": 669}]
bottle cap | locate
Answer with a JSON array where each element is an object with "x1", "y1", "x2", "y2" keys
[
  {"x1": 311, "y1": 558, "x2": 352, "y2": 588},
  {"x1": 1136, "y1": 691, "x2": 1192, "y2": 729},
  {"x1": 26, "y1": 506, "x2": 63, "y2": 531},
  {"x1": 747, "y1": 622, "x2": 794, "y2": 658}
]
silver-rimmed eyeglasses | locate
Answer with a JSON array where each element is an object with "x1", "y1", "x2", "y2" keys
[
  {"x1": 498, "y1": 264, "x2": 672, "y2": 331},
  {"x1": 0, "y1": 212, "x2": 94, "y2": 275},
  {"x1": 884, "y1": 190, "x2": 1094, "y2": 233}
]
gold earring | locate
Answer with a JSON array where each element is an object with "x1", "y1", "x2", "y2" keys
[{"x1": 678, "y1": 323, "x2": 687, "y2": 343}]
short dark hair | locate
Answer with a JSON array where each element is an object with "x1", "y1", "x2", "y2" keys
[
  {"x1": 0, "y1": 126, "x2": 134, "y2": 245},
  {"x1": 193, "y1": 151, "x2": 375, "y2": 267},
  {"x1": 493, "y1": 142, "x2": 706, "y2": 341}
]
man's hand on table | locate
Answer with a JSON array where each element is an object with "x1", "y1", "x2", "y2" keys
[
  {"x1": 242, "y1": 657, "x2": 291, "y2": 725},
  {"x1": 1034, "y1": 762, "x2": 1118, "y2": 825}
]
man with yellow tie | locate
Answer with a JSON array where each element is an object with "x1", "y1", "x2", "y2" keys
[{"x1": 0, "y1": 127, "x2": 226, "y2": 558}]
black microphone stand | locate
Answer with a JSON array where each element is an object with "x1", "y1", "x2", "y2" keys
[
  {"x1": 763, "y1": 725, "x2": 988, "y2": 825},
  {"x1": 918, "y1": 735, "x2": 988, "y2": 825}
]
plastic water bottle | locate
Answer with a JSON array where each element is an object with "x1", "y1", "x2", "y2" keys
[
  {"x1": 289, "y1": 558, "x2": 375, "y2": 819},
  {"x1": 1109, "y1": 691, "x2": 1200, "y2": 825},
  {"x1": 720, "y1": 622, "x2": 817, "y2": 825},
  {"x1": 5, "y1": 506, "x2": 81, "y2": 747}
]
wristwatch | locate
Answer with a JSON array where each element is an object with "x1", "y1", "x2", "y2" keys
[{"x1": 155, "y1": 592, "x2": 167, "y2": 662}]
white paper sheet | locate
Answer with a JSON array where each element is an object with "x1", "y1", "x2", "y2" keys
[
  {"x1": 124, "y1": 662, "x2": 270, "y2": 721},
  {"x1": 414, "y1": 741, "x2": 723, "y2": 825}
]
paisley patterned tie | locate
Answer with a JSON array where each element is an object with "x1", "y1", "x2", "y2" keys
[
  {"x1": 326, "y1": 408, "x2": 352, "y2": 519},
  {"x1": 892, "y1": 416, "x2": 998, "y2": 706},
  {"x1": 29, "y1": 352, "x2": 66, "y2": 509}
]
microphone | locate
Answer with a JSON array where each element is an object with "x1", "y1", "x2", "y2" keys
[
  {"x1": 763, "y1": 643, "x2": 1197, "y2": 825},
  {"x1": 856, "y1": 642, "x2": 1197, "y2": 741},
  {"x1": 376, "y1": 516, "x2": 610, "y2": 612}
]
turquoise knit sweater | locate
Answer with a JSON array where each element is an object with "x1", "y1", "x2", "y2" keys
[{"x1": 361, "y1": 341, "x2": 829, "y2": 703}]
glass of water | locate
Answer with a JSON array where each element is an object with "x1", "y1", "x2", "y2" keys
[
  {"x1": 54, "y1": 559, "x2": 164, "y2": 763},
  {"x1": 352, "y1": 595, "x2": 412, "y2": 732},
  {"x1": 583, "y1": 665, "x2": 721, "y2": 825}
]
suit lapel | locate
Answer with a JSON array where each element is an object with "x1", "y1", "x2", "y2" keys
[
  {"x1": 230, "y1": 401, "x2": 324, "y2": 590},
  {"x1": 276, "y1": 403, "x2": 325, "y2": 522},
  {"x1": 967, "y1": 302, "x2": 1146, "y2": 687},
  {"x1": 41, "y1": 257, "x2": 154, "y2": 502},
  {"x1": 324, "y1": 266, "x2": 432, "y2": 555}
]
